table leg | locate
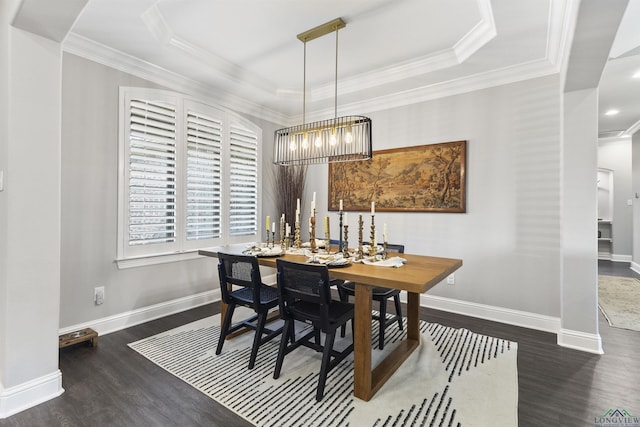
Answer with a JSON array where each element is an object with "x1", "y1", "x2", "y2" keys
[
  {"x1": 353, "y1": 283, "x2": 373, "y2": 400},
  {"x1": 354, "y1": 289, "x2": 421, "y2": 401}
]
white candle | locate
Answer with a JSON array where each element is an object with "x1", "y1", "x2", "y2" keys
[
  {"x1": 296, "y1": 198, "x2": 300, "y2": 212},
  {"x1": 272, "y1": 222, "x2": 275, "y2": 233},
  {"x1": 371, "y1": 201, "x2": 375, "y2": 215},
  {"x1": 344, "y1": 212, "x2": 348, "y2": 225},
  {"x1": 286, "y1": 224, "x2": 291, "y2": 236},
  {"x1": 266, "y1": 215, "x2": 270, "y2": 231},
  {"x1": 339, "y1": 199, "x2": 343, "y2": 211}
]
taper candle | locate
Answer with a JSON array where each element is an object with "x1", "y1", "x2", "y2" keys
[
  {"x1": 371, "y1": 202, "x2": 375, "y2": 215},
  {"x1": 266, "y1": 215, "x2": 270, "y2": 231},
  {"x1": 324, "y1": 216, "x2": 329, "y2": 234},
  {"x1": 339, "y1": 199, "x2": 343, "y2": 211}
]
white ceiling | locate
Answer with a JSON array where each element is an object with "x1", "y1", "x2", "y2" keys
[{"x1": 60, "y1": 0, "x2": 640, "y2": 133}]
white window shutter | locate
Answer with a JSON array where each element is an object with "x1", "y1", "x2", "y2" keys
[
  {"x1": 128, "y1": 99, "x2": 177, "y2": 247},
  {"x1": 186, "y1": 110, "x2": 222, "y2": 242},
  {"x1": 229, "y1": 124, "x2": 258, "y2": 237}
]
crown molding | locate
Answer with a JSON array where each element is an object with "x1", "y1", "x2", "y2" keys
[
  {"x1": 301, "y1": 56, "x2": 560, "y2": 122},
  {"x1": 62, "y1": 33, "x2": 289, "y2": 126},
  {"x1": 311, "y1": 0, "x2": 497, "y2": 101}
]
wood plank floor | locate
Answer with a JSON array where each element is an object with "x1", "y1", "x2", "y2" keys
[{"x1": 1, "y1": 261, "x2": 639, "y2": 426}]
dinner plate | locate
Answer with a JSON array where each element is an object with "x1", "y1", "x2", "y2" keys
[
  {"x1": 242, "y1": 246, "x2": 283, "y2": 257},
  {"x1": 326, "y1": 259, "x2": 351, "y2": 268}
]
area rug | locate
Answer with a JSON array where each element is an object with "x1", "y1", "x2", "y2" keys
[
  {"x1": 598, "y1": 275, "x2": 640, "y2": 332},
  {"x1": 128, "y1": 310, "x2": 518, "y2": 426}
]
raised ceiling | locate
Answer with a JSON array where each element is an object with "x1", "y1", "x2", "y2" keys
[{"x1": 62, "y1": 0, "x2": 639, "y2": 134}]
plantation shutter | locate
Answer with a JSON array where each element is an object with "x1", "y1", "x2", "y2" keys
[
  {"x1": 229, "y1": 124, "x2": 258, "y2": 236},
  {"x1": 186, "y1": 111, "x2": 222, "y2": 241},
  {"x1": 128, "y1": 99, "x2": 177, "y2": 247}
]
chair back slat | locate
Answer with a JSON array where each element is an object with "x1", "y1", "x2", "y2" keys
[
  {"x1": 218, "y1": 253, "x2": 262, "y2": 308},
  {"x1": 276, "y1": 259, "x2": 332, "y2": 325}
]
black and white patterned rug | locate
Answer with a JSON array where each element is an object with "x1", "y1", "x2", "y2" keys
[{"x1": 128, "y1": 310, "x2": 518, "y2": 426}]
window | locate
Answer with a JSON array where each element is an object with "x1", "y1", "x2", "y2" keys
[{"x1": 118, "y1": 88, "x2": 260, "y2": 265}]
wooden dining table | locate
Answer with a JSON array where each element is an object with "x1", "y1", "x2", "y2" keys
[{"x1": 199, "y1": 244, "x2": 462, "y2": 401}]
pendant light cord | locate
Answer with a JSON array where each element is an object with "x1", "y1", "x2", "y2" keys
[
  {"x1": 303, "y1": 41, "x2": 307, "y2": 124},
  {"x1": 334, "y1": 26, "x2": 339, "y2": 119}
]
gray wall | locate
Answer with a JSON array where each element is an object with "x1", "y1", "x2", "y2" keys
[
  {"x1": 598, "y1": 138, "x2": 633, "y2": 260},
  {"x1": 60, "y1": 54, "x2": 603, "y2": 349},
  {"x1": 633, "y1": 131, "x2": 640, "y2": 271},
  {"x1": 307, "y1": 74, "x2": 564, "y2": 318},
  {"x1": 60, "y1": 53, "x2": 282, "y2": 329}
]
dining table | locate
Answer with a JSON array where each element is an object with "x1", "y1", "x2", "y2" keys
[{"x1": 198, "y1": 244, "x2": 462, "y2": 401}]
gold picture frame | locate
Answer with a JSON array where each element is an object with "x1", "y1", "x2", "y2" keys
[{"x1": 328, "y1": 140, "x2": 466, "y2": 213}]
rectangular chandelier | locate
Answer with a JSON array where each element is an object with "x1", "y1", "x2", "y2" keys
[
  {"x1": 274, "y1": 115, "x2": 371, "y2": 165},
  {"x1": 273, "y1": 18, "x2": 372, "y2": 166}
]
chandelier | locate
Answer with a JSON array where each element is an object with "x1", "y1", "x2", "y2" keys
[{"x1": 274, "y1": 18, "x2": 372, "y2": 166}]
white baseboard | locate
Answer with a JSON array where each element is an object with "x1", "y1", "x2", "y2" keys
[
  {"x1": 59, "y1": 289, "x2": 220, "y2": 336},
  {"x1": 611, "y1": 253, "x2": 632, "y2": 263},
  {"x1": 420, "y1": 294, "x2": 603, "y2": 353},
  {"x1": 421, "y1": 294, "x2": 560, "y2": 333},
  {"x1": 631, "y1": 261, "x2": 640, "y2": 275},
  {"x1": 557, "y1": 328, "x2": 603, "y2": 354},
  {"x1": 0, "y1": 371, "x2": 64, "y2": 419}
]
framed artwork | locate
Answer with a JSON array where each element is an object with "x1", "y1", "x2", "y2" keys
[{"x1": 328, "y1": 140, "x2": 466, "y2": 213}]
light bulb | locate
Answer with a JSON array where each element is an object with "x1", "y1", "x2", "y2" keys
[
  {"x1": 302, "y1": 133, "x2": 309, "y2": 149},
  {"x1": 345, "y1": 131, "x2": 353, "y2": 143},
  {"x1": 314, "y1": 131, "x2": 322, "y2": 147},
  {"x1": 289, "y1": 139, "x2": 297, "y2": 151},
  {"x1": 329, "y1": 129, "x2": 337, "y2": 146}
]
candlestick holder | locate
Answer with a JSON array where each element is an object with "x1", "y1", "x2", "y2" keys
[
  {"x1": 284, "y1": 235, "x2": 291, "y2": 250},
  {"x1": 338, "y1": 210, "x2": 344, "y2": 253},
  {"x1": 342, "y1": 225, "x2": 350, "y2": 258},
  {"x1": 356, "y1": 214, "x2": 364, "y2": 260},
  {"x1": 382, "y1": 241, "x2": 388, "y2": 260},
  {"x1": 294, "y1": 220, "x2": 301, "y2": 249},
  {"x1": 266, "y1": 229, "x2": 271, "y2": 247},
  {"x1": 279, "y1": 217, "x2": 285, "y2": 251},
  {"x1": 324, "y1": 231, "x2": 330, "y2": 254},
  {"x1": 271, "y1": 231, "x2": 275, "y2": 249},
  {"x1": 369, "y1": 215, "x2": 377, "y2": 257},
  {"x1": 310, "y1": 210, "x2": 317, "y2": 253}
]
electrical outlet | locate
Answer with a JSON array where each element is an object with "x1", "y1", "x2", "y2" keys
[
  {"x1": 446, "y1": 274, "x2": 455, "y2": 285},
  {"x1": 94, "y1": 286, "x2": 105, "y2": 305}
]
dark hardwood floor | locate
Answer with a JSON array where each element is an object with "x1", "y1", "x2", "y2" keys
[{"x1": 1, "y1": 261, "x2": 638, "y2": 426}]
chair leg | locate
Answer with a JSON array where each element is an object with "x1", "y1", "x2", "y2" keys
[
  {"x1": 316, "y1": 331, "x2": 336, "y2": 401},
  {"x1": 216, "y1": 303, "x2": 236, "y2": 355},
  {"x1": 340, "y1": 291, "x2": 350, "y2": 338},
  {"x1": 274, "y1": 320, "x2": 293, "y2": 379},
  {"x1": 393, "y1": 294, "x2": 403, "y2": 330},
  {"x1": 248, "y1": 311, "x2": 268, "y2": 369},
  {"x1": 378, "y1": 298, "x2": 387, "y2": 350}
]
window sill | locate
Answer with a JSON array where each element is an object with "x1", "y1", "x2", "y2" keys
[{"x1": 116, "y1": 251, "x2": 204, "y2": 269}]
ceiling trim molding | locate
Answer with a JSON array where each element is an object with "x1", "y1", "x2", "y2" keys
[
  {"x1": 625, "y1": 119, "x2": 640, "y2": 137},
  {"x1": 310, "y1": 0, "x2": 497, "y2": 101},
  {"x1": 64, "y1": 24, "x2": 562, "y2": 128},
  {"x1": 62, "y1": 33, "x2": 289, "y2": 125},
  {"x1": 302, "y1": 57, "x2": 560, "y2": 123},
  {"x1": 140, "y1": 3, "x2": 278, "y2": 97}
]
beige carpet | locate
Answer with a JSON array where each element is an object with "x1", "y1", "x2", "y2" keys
[
  {"x1": 129, "y1": 310, "x2": 518, "y2": 426},
  {"x1": 598, "y1": 275, "x2": 640, "y2": 332}
]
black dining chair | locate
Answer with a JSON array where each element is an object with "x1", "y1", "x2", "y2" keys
[
  {"x1": 337, "y1": 243, "x2": 405, "y2": 350},
  {"x1": 216, "y1": 252, "x2": 283, "y2": 369},
  {"x1": 273, "y1": 259, "x2": 354, "y2": 401}
]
